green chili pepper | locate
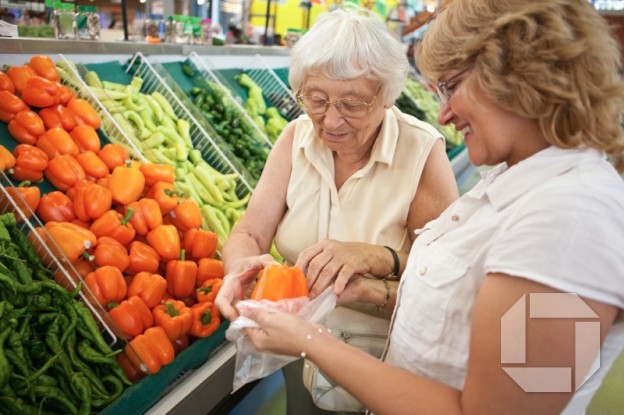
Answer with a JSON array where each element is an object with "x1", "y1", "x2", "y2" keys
[
  {"x1": 0, "y1": 327, "x2": 12, "y2": 390},
  {"x1": 31, "y1": 385, "x2": 78, "y2": 415}
]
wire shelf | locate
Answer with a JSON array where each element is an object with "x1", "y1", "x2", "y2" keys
[
  {"x1": 125, "y1": 52, "x2": 254, "y2": 198},
  {"x1": 243, "y1": 54, "x2": 303, "y2": 122}
]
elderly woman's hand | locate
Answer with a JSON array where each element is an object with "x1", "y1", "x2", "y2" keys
[
  {"x1": 295, "y1": 240, "x2": 376, "y2": 298},
  {"x1": 215, "y1": 254, "x2": 278, "y2": 320}
]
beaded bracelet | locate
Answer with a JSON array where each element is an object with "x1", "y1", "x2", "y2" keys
[{"x1": 375, "y1": 276, "x2": 391, "y2": 311}]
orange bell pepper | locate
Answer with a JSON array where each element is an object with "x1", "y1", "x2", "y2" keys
[
  {"x1": 109, "y1": 295, "x2": 154, "y2": 339},
  {"x1": 172, "y1": 334, "x2": 190, "y2": 355},
  {"x1": 169, "y1": 198, "x2": 203, "y2": 233},
  {"x1": 21, "y1": 76, "x2": 60, "y2": 108},
  {"x1": 152, "y1": 300, "x2": 193, "y2": 341},
  {"x1": 39, "y1": 104, "x2": 77, "y2": 131},
  {"x1": 196, "y1": 258, "x2": 225, "y2": 286},
  {"x1": 139, "y1": 163, "x2": 175, "y2": 186},
  {"x1": 108, "y1": 164, "x2": 146, "y2": 206},
  {"x1": 190, "y1": 302, "x2": 220, "y2": 338},
  {"x1": 0, "y1": 182, "x2": 40, "y2": 219},
  {"x1": 251, "y1": 264, "x2": 309, "y2": 301},
  {"x1": 0, "y1": 70, "x2": 15, "y2": 93},
  {"x1": 70, "y1": 124, "x2": 101, "y2": 153},
  {"x1": 11, "y1": 144, "x2": 48, "y2": 183},
  {"x1": 97, "y1": 143, "x2": 130, "y2": 171},
  {"x1": 146, "y1": 224, "x2": 180, "y2": 261},
  {"x1": 90, "y1": 209, "x2": 136, "y2": 246},
  {"x1": 84, "y1": 265, "x2": 127, "y2": 307},
  {"x1": 127, "y1": 271, "x2": 167, "y2": 309},
  {"x1": 92, "y1": 235, "x2": 130, "y2": 271},
  {"x1": 7, "y1": 110, "x2": 46, "y2": 145},
  {"x1": 183, "y1": 228, "x2": 218, "y2": 260},
  {"x1": 0, "y1": 145, "x2": 16, "y2": 172},
  {"x1": 36, "y1": 128, "x2": 80, "y2": 160},
  {"x1": 67, "y1": 98, "x2": 101, "y2": 129},
  {"x1": 74, "y1": 151, "x2": 110, "y2": 181},
  {"x1": 146, "y1": 181, "x2": 179, "y2": 215},
  {"x1": 5, "y1": 65, "x2": 35, "y2": 94},
  {"x1": 0, "y1": 90, "x2": 28, "y2": 123},
  {"x1": 45, "y1": 221, "x2": 97, "y2": 264},
  {"x1": 125, "y1": 326, "x2": 175, "y2": 375},
  {"x1": 44, "y1": 154, "x2": 86, "y2": 192},
  {"x1": 27, "y1": 55, "x2": 60, "y2": 82},
  {"x1": 165, "y1": 249, "x2": 197, "y2": 299},
  {"x1": 72, "y1": 180, "x2": 113, "y2": 222},
  {"x1": 196, "y1": 278, "x2": 223, "y2": 304},
  {"x1": 36, "y1": 190, "x2": 75, "y2": 223},
  {"x1": 57, "y1": 84, "x2": 76, "y2": 106},
  {"x1": 126, "y1": 240, "x2": 161, "y2": 275},
  {"x1": 126, "y1": 198, "x2": 162, "y2": 236}
]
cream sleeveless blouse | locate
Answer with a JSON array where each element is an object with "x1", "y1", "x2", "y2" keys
[{"x1": 274, "y1": 106, "x2": 442, "y2": 265}]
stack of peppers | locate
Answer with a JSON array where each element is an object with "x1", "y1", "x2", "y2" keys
[{"x1": 0, "y1": 56, "x2": 227, "y2": 388}]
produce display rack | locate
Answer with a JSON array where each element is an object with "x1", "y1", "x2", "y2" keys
[
  {"x1": 186, "y1": 51, "x2": 273, "y2": 148},
  {"x1": 126, "y1": 52, "x2": 256, "y2": 198},
  {"x1": 242, "y1": 54, "x2": 304, "y2": 122}
]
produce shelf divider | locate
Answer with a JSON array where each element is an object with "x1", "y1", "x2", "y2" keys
[
  {"x1": 243, "y1": 53, "x2": 303, "y2": 122},
  {"x1": 126, "y1": 52, "x2": 255, "y2": 198},
  {"x1": 187, "y1": 51, "x2": 273, "y2": 148}
]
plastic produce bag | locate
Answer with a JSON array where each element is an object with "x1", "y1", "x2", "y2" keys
[{"x1": 226, "y1": 288, "x2": 337, "y2": 391}]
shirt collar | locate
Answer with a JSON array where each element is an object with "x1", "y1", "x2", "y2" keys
[{"x1": 484, "y1": 146, "x2": 607, "y2": 211}]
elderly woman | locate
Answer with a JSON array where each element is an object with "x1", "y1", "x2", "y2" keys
[
  {"x1": 239, "y1": 1, "x2": 624, "y2": 414},
  {"x1": 215, "y1": 6, "x2": 458, "y2": 415}
]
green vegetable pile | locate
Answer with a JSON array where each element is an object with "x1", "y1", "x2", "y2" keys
[{"x1": 0, "y1": 212, "x2": 130, "y2": 415}]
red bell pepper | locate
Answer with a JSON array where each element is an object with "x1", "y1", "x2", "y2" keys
[
  {"x1": 7, "y1": 110, "x2": 46, "y2": 145},
  {"x1": 44, "y1": 154, "x2": 86, "y2": 192},
  {"x1": 152, "y1": 300, "x2": 193, "y2": 341},
  {"x1": 109, "y1": 295, "x2": 154, "y2": 339},
  {"x1": 190, "y1": 302, "x2": 220, "y2": 338},
  {"x1": 127, "y1": 271, "x2": 167, "y2": 309},
  {"x1": 36, "y1": 190, "x2": 76, "y2": 223}
]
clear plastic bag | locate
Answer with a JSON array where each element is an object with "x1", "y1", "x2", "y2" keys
[{"x1": 226, "y1": 288, "x2": 337, "y2": 391}]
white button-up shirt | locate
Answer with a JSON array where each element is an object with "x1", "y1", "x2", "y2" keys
[{"x1": 384, "y1": 146, "x2": 624, "y2": 414}]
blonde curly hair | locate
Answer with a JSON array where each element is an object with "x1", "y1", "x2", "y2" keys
[{"x1": 417, "y1": 0, "x2": 624, "y2": 171}]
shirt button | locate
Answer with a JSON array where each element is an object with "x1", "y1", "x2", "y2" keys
[
  {"x1": 451, "y1": 214, "x2": 460, "y2": 222},
  {"x1": 419, "y1": 266, "x2": 427, "y2": 275}
]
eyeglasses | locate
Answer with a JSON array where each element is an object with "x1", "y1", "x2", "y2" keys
[
  {"x1": 435, "y1": 67, "x2": 471, "y2": 103},
  {"x1": 296, "y1": 88, "x2": 381, "y2": 119}
]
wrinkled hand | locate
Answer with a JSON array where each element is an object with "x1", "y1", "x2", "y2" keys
[
  {"x1": 240, "y1": 305, "x2": 320, "y2": 357},
  {"x1": 335, "y1": 276, "x2": 370, "y2": 306},
  {"x1": 215, "y1": 254, "x2": 277, "y2": 321},
  {"x1": 295, "y1": 240, "x2": 373, "y2": 298}
]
